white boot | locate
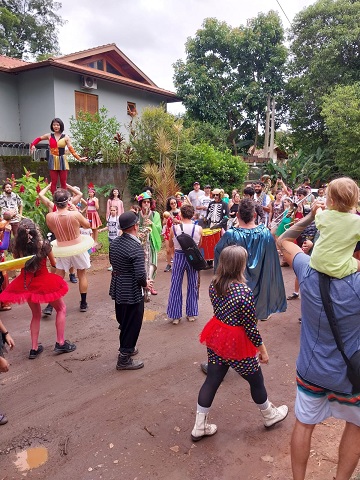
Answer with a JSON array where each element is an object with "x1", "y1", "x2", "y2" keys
[
  {"x1": 261, "y1": 403, "x2": 288, "y2": 428},
  {"x1": 191, "y1": 412, "x2": 217, "y2": 442}
]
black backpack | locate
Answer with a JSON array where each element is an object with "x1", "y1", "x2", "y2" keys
[{"x1": 173, "y1": 224, "x2": 207, "y2": 271}]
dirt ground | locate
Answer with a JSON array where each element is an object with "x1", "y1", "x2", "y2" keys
[{"x1": 0, "y1": 252, "x2": 359, "y2": 480}]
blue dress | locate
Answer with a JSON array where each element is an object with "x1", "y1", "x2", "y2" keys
[{"x1": 214, "y1": 224, "x2": 287, "y2": 320}]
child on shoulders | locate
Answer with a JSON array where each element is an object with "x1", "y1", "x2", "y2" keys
[{"x1": 310, "y1": 177, "x2": 360, "y2": 278}]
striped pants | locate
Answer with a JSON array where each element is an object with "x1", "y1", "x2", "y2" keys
[{"x1": 167, "y1": 250, "x2": 199, "y2": 320}]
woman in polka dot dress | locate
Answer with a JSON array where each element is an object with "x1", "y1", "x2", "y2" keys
[{"x1": 191, "y1": 245, "x2": 288, "y2": 441}]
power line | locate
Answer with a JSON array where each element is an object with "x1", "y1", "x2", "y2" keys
[{"x1": 275, "y1": 0, "x2": 291, "y2": 25}]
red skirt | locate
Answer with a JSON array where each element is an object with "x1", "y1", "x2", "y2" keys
[
  {"x1": 200, "y1": 316, "x2": 258, "y2": 360},
  {"x1": 87, "y1": 211, "x2": 102, "y2": 229},
  {"x1": 0, "y1": 264, "x2": 68, "y2": 304}
]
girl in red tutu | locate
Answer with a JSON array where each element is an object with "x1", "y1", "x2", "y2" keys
[
  {"x1": 0, "y1": 219, "x2": 76, "y2": 359},
  {"x1": 191, "y1": 245, "x2": 288, "y2": 441}
]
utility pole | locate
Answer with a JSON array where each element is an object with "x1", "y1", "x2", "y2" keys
[{"x1": 269, "y1": 97, "x2": 275, "y2": 160}]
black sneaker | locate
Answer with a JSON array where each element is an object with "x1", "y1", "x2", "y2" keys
[
  {"x1": 42, "y1": 304, "x2": 53, "y2": 316},
  {"x1": 116, "y1": 355, "x2": 144, "y2": 370},
  {"x1": 29, "y1": 345, "x2": 44, "y2": 359},
  {"x1": 164, "y1": 264, "x2": 171, "y2": 272},
  {"x1": 80, "y1": 302, "x2": 88, "y2": 312},
  {"x1": 69, "y1": 273, "x2": 78, "y2": 284},
  {"x1": 54, "y1": 340, "x2": 76, "y2": 354}
]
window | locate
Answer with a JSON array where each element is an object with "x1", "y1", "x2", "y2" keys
[
  {"x1": 87, "y1": 59, "x2": 104, "y2": 71},
  {"x1": 75, "y1": 91, "x2": 98, "y2": 117},
  {"x1": 106, "y1": 62, "x2": 122, "y2": 76},
  {"x1": 127, "y1": 102, "x2": 137, "y2": 117}
]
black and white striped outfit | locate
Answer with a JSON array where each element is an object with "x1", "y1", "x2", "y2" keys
[{"x1": 109, "y1": 232, "x2": 147, "y2": 353}]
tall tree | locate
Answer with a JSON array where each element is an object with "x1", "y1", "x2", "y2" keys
[
  {"x1": 321, "y1": 83, "x2": 360, "y2": 179},
  {"x1": 173, "y1": 13, "x2": 287, "y2": 154},
  {"x1": 0, "y1": 0, "x2": 65, "y2": 59},
  {"x1": 286, "y1": 0, "x2": 360, "y2": 153}
]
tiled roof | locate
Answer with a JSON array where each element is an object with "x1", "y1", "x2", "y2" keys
[{"x1": 0, "y1": 55, "x2": 29, "y2": 68}]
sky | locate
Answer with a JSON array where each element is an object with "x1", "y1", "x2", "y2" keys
[{"x1": 57, "y1": 0, "x2": 317, "y2": 113}]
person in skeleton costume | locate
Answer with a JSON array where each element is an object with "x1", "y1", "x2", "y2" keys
[{"x1": 205, "y1": 189, "x2": 229, "y2": 230}]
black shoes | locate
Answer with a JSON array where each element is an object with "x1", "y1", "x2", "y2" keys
[
  {"x1": 69, "y1": 273, "x2": 78, "y2": 283},
  {"x1": 54, "y1": 340, "x2": 76, "y2": 354},
  {"x1": 164, "y1": 264, "x2": 171, "y2": 272},
  {"x1": 116, "y1": 354, "x2": 144, "y2": 370},
  {"x1": 42, "y1": 304, "x2": 53, "y2": 316},
  {"x1": 29, "y1": 345, "x2": 44, "y2": 359},
  {"x1": 80, "y1": 302, "x2": 88, "y2": 312}
]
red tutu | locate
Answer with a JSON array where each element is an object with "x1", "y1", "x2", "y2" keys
[
  {"x1": 200, "y1": 316, "x2": 258, "y2": 360},
  {"x1": 0, "y1": 261, "x2": 68, "y2": 304},
  {"x1": 87, "y1": 211, "x2": 102, "y2": 229}
]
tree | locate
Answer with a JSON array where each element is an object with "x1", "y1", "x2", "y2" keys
[
  {"x1": 176, "y1": 143, "x2": 248, "y2": 194},
  {"x1": 0, "y1": 0, "x2": 65, "y2": 59},
  {"x1": 173, "y1": 13, "x2": 287, "y2": 154},
  {"x1": 286, "y1": 0, "x2": 360, "y2": 153},
  {"x1": 321, "y1": 83, "x2": 360, "y2": 179}
]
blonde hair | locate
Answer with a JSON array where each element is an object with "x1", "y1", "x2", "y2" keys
[
  {"x1": 327, "y1": 177, "x2": 359, "y2": 212},
  {"x1": 212, "y1": 245, "x2": 247, "y2": 296}
]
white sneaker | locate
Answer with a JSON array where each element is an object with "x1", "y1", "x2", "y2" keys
[
  {"x1": 172, "y1": 318, "x2": 181, "y2": 325},
  {"x1": 187, "y1": 316, "x2": 196, "y2": 322},
  {"x1": 261, "y1": 403, "x2": 288, "y2": 427}
]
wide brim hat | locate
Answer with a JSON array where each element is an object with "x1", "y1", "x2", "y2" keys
[
  {"x1": 212, "y1": 188, "x2": 222, "y2": 195},
  {"x1": 119, "y1": 211, "x2": 139, "y2": 230}
]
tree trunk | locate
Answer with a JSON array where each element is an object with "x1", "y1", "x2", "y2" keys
[{"x1": 263, "y1": 94, "x2": 271, "y2": 158}]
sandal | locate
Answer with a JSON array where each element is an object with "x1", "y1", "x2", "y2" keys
[
  {"x1": 287, "y1": 293, "x2": 299, "y2": 300},
  {"x1": 0, "y1": 413, "x2": 8, "y2": 425}
]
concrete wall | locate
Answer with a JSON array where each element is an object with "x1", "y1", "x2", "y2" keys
[{"x1": 0, "y1": 73, "x2": 21, "y2": 141}]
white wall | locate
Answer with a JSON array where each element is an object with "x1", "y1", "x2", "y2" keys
[
  {"x1": 0, "y1": 73, "x2": 21, "y2": 142},
  {"x1": 18, "y1": 69, "x2": 55, "y2": 142}
]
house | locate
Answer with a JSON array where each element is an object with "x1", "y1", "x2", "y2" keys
[
  {"x1": 245, "y1": 145, "x2": 288, "y2": 164},
  {"x1": 0, "y1": 43, "x2": 181, "y2": 149}
]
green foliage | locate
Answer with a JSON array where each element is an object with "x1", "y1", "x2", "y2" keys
[
  {"x1": 321, "y1": 82, "x2": 360, "y2": 179},
  {"x1": 263, "y1": 148, "x2": 339, "y2": 188},
  {"x1": 70, "y1": 107, "x2": 134, "y2": 164},
  {"x1": 11, "y1": 168, "x2": 50, "y2": 235},
  {"x1": 176, "y1": 143, "x2": 248, "y2": 193},
  {"x1": 0, "y1": 0, "x2": 65, "y2": 59},
  {"x1": 129, "y1": 106, "x2": 188, "y2": 165},
  {"x1": 92, "y1": 183, "x2": 116, "y2": 198},
  {"x1": 173, "y1": 13, "x2": 287, "y2": 152},
  {"x1": 286, "y1": 0, "x2": 360, "y2": 152}
]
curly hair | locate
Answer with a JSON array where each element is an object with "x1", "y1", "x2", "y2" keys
[
  {"x1": 109, "y1": 188, "x2": 120, "y2": 200},
  {"x1": 180, "y1": 204, "x2": 194, "y2": 219}
]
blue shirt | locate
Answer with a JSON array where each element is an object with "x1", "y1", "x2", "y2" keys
[{"x1": 294, "y1": 252, "x2": 360, "y2": 394}]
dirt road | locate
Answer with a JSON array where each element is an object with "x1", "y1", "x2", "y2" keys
[{"x1": 0, "y1": 254, "x2": 358, "y2": 479}]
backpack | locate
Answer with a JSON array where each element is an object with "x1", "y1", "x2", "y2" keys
[{"x1": 173, "y1": 224, "x2": 207, "y2": 271}]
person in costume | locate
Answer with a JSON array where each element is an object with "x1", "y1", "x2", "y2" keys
[
  {"x1": 0, "y1": 219, "x2": 76, "y2": 359},
  {"x1": 0, "y1": 318, "x2": 15, "y2": 425},
  {"x1": 106, "y1": 188, "x2": 124, "y2": 219},
  {"x1": 30, "y1": 117, "x2": 87, "y2": 193},
  {"x1": 167, "y1": 204, "x2": 203, "y2": 325},
  {"x1": 163, "y1": 196, "x2": 181, "y2": 272},
  {"x1": 214, "y1": 198, "x2": 286, "y2": 321},
  {"x1": 38, "y1": 183, "x2": 85, "y2": 315},
  {"x1": 84, "y1": 187, "x2": 102, "y2": 245},
  {"x1": 137, "y1": 192, "x2": 162, "y2": 296},
  {"x1": 205, "y1": 188, "x2": 229, "y2": 230},
  {"x1": 46, "y1": 189, "x2": 94, "y2": 313},
  {"x1": 110, "y1": 211, "x2": 153, "y2": 371},
  {"x1": 191, "y1": 245, "x2": 288, "y2": 442}
]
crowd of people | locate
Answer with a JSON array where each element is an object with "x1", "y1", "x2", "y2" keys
[{"x1": 0, "y1": 138, "x2": 359, "y2": 479}]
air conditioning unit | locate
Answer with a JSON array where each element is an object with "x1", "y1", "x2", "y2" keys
[{"x1": 81, "y1": 76, "x2": 97, "y2": 90}]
